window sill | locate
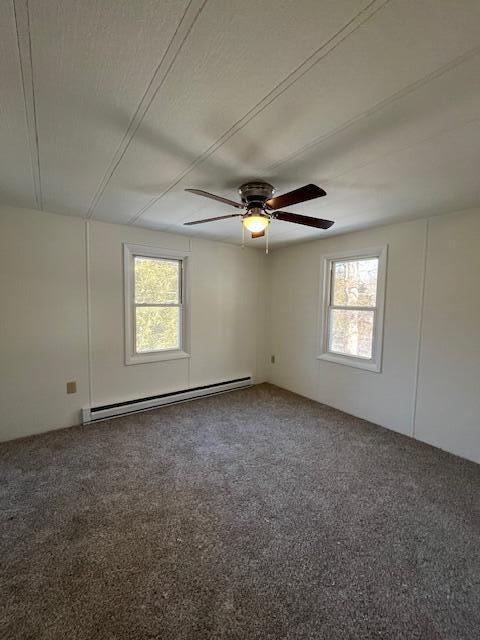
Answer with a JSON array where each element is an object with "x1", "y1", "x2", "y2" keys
[
  {"x1": 318, "y1": 351, "x2": 381, "y2": 373},
  {"x1": 125, "y1": 350, "x2": 190, "y2": 366}
]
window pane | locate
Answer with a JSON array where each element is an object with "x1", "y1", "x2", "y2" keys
[
  {"x1": 332, "y1": 258, "x2": 378, "y2": 307},
  {"x1": 329, "y1": 309, "x2": 374, "y2": 359},
  {"x1": 135, "y1": 306, "x2": 180, "y2": 352},
  {"x1": 134, "y1": 256, "x2": 179, "y2": 304}
]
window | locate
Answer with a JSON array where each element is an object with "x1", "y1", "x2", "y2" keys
[
  {"x1": 319, "y1": 247, "x2": 387, "y2": 372},
  {"x1": 124, "y1": 244, "x2": 190, "y2": 364}
]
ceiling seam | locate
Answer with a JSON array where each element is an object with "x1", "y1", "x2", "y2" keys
[
  {"x1": 13, "y1": 0, "x2": 43, "y2": 210},
  {"x1": 283, "y1": 115, "x2": 480, "y2": 222},
  {"x1": 85, "y1": 0, "x2": 208, "y2": 219},
  {"x1": 127, "y1": 0, "x2": 391, "y2": 225},
  {"x1": 315, "y1": 115, "x2": 480, "y2": 196},
  {"x1": 264, "y1": 45, "x2": 480, "y2": 174}
]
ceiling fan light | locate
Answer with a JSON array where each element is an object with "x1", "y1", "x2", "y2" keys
[{"x1": 242, "y1": 213, "x2": 269, "y2": 233}]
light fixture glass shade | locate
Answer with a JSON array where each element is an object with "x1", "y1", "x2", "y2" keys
[{"x1": 242, "y1": 214, "x2": 269, "y2": 233}]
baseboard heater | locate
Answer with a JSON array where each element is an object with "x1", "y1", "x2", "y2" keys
[{"x1": 82, "y1": 376, "x2": 253, "y2": 424}]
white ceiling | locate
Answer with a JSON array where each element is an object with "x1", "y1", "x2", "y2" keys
[{"x1": 2, "y1": 0, "x2": 480, "y2": 247}]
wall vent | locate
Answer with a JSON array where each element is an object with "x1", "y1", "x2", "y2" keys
[{"x1": 82, "y1": 376, "x2": 252, "y2": 424}]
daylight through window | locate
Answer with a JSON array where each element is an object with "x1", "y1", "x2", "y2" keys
[
  {"x1": 329, "y1": 257, "x2": 378, "y2": 359},
  {"x1": 320, "y1": 248, "x2": 386, "y2": 371},
  {"x1": 124, "y1": 244, "x2": 188, "y2": 364},
  {"x1": 134, "y1": 256, "x2": 181, "y2": 353}
]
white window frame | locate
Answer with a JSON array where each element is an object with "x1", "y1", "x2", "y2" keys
[
  {"x1": 318, "y1": 246, "x2": 387, "y2": 372},
  {"x1": 123, "y1": 243, "x2": 190, "y2": 365}
]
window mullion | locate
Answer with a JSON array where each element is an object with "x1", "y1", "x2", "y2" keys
[
  {"x1": 330, "y1": 304, "x2": 377, "y2": 312},
  {"x1": 134, "y1": 302, "x2": 180, "y2": 308}
]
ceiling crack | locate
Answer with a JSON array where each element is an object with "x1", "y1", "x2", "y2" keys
[
  {"x1": 128, "y1": 0, "x2": 391, "y2": 225},
  {"x1": 13, "y1": 0, "x2": 42, "y2": 210},
  {"x1": 86, "y1": 0, "x2": 208, "y2": 219}
]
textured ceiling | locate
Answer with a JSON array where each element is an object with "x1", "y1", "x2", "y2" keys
[{"x1": 2, "y1": 0, "x2": 480, "y2": 247}]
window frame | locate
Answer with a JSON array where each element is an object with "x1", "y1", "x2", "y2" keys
[
  {"x1": 123, "y1": 243, "x2": 190, "y2": 365},
  {"x1": 318, "y1": 246, "x2": 387, "y2": 372}
]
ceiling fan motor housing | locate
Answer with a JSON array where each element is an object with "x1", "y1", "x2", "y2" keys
[{"x1": 238, "y1": 182, "x2": 275, "y2": 211}]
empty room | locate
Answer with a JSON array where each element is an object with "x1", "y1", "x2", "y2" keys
[{"x1": 1, "y1": 1, "x2": 479, "y2": 638}]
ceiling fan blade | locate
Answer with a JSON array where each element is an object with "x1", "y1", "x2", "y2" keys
[
  {"x1": 184, "y1": 214, "x2": 242, "y2": 226},
  {"x1": 251, "y1": 230, "x2": 265, "y2": 238},
  {"x1": 185, "y1": 188, "x2": 244, "y2": 209},
  {"x1": 274, "y1": 211, "x2": 334, "y2": 229},
  {"x1": 265, "y1": 184, "x2": 326, "y2": 210}
]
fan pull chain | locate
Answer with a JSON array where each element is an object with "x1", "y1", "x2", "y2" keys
[
  {"x1": 265, "y1": 223, "x2": 269, "y2": 254},
  {"x1": 241, "y1": 222, "x2": 245, "y2": 249}
]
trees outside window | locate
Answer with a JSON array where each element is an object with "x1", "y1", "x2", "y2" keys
[
  {"x1": 134, "y1": 256, "x2": 181, "y2": 353},
  {"x1": 124, "y1": 244, "x2": 190, "y2": 365},
  {"x1": 319, "y1": 248, "x2": 387, "y2": 372}
]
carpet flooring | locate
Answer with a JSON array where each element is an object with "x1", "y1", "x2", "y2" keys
[{"x1": 1, "y1": 383, "x2": 479, "y2": 639}]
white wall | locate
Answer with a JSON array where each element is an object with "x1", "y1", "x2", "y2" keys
[
  {"x1": 414, "y1": 210, "x2": 480, "y2": 462},
  {"x1": 0, "y1": 206, "x2": 267, "y2": 440},
  {"x1": 1, "y1": 204, "x2": 479, "y2": 464},
  {"x1": 0, "y1": 206, "x2": 90, "y2": 440},
  {"x1": 266, "y1": 218, "x2": 427, "y2": 436},
  {"x1": 88, "y1": 220, "x2": 267, "y2": 406},
  {"x1": 267, "y1": 208, "x2": 480, "y2": 464}
]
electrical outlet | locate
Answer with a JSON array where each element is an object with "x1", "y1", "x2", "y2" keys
[
  {"x1": 66, "y1": 381, "x2": 77, "y2": 394},
  {"x1": 271, "y1": 355, "x2": 275, "y2": 364}
]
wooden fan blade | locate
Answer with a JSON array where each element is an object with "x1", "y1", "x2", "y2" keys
[
  {"x1": 251, "y1": 230, "x2": 265, "y2": 238},
  {"x1": 265, "y1": 184, "x2": 326, "y2": 210},
  {"x1": 185, "y1": 188, "x2": 244, "y2": 209},
  {"x1": 274, "y1": 211, "x2": 334, "y2": 229},
  {"x1": 184, "y1": 214, "x2": 242, "y2": 225}
]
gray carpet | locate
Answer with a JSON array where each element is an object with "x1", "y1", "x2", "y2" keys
[{"x1": 1, "y1": 384, "x2": 479, "y2": 639}]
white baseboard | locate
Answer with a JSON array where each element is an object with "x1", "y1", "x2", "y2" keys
[{"x1": 82, "y1": 376, "x2": 253, "y2": 424}]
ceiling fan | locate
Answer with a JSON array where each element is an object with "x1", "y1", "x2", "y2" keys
[{"x1": 184, "y1": 181, "x2": 334, "y2": 251}]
